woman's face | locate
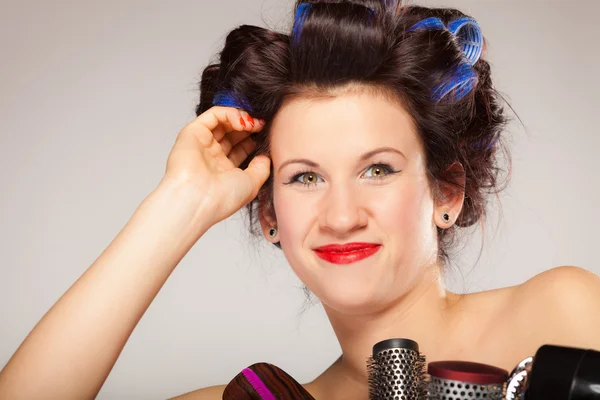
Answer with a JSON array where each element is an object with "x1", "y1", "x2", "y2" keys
[{"x1": 264, "y1": 90, "x2": 441, "y2": 315}]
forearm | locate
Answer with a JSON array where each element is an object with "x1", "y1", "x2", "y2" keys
[{"x1": 0, "y1": 180, "x2": 213, "y2": 400}]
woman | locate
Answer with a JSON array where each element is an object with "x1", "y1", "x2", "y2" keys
[{"x1": 0, "y1": 1, "x2": 599, "y2": 399}]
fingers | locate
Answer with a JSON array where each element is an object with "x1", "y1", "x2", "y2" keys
[
  {"x1": 228, "y1": 136, "x2": 258, "y2": 167},
  {"x1": 244, "y1": 155, "x2": 271, "y2": 198},
  {"x1": 198, "y1": 108, "x2": 265, "y2": 164},
  {"x1": 182, "y1": 106, "x2": 265, "y2": 146},
  {"x1": 219, "y1": 129, "x2": 256, "y2": 155},
  {"x1": 216, "y1": 109, "x2": 265, "y2": 143}
]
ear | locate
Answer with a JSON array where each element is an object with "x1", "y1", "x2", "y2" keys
[
  {"x1": 433, "y1": 161, "x2": 466, "y2": 229},
  {"x1": 258, "y1": 194, "x2": 278, "y2": 243}
]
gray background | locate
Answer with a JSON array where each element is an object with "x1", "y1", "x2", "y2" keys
[{"x1": 1, "y1": 0, "x2": 598, "y2": 398}]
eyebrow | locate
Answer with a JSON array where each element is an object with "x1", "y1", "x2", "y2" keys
[{"x1": 277, "y1": 146, "x2": 406, "y2": 173}]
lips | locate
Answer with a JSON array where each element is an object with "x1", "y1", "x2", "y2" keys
[
  {"x1": 314, "y1": 242, "x2": 379, "y2": 252},
  {"x1": 313, "y1": 242, "x2": 381, "y2": 265}
]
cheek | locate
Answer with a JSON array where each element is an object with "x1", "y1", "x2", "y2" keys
[
  {"x1": 272, "y1": 187, "x2": 314, "y2": 243},
  {"x1": 274, "y1": 181, "x2": 432, "y2": 243},
  {"x1": 371, "y1": 178, "x2": 433, "y2": 237},
  {"x1": 271, "y1": 188, "x2": 317, "y2": 282}
]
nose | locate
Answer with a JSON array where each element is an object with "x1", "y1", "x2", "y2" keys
[{"x1": 318, "y1": 183, "x2": 368, "y2": 235}]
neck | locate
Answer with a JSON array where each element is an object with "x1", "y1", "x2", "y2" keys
[{"x1": 322, "y1": 263, "x2": 464, "y2": 394}]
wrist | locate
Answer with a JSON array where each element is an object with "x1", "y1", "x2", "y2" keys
[{"x1": 146, "y1": 178, "x2": 217, "y2": 239}]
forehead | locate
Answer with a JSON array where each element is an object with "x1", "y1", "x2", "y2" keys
[{"x1": 269, "y1": 90, "x2": 421, "y2": 160}]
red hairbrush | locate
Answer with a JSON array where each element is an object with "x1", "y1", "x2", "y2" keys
[{"x1": 427, "y1": 360, "x2": 508, "y2": 399}]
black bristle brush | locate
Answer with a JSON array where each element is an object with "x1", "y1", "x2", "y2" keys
[{"x1": 367, "y1": 338, "x2": 428, "y2": 400}]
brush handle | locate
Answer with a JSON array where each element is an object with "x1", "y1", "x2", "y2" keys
[{"x1": 223, "y1": 363, "x2": 315, "y2": 400}]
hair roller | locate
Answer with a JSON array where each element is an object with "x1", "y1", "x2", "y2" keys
[
  {"x1": 293, "y1": 3, "x2": 312, "y2": 45},
  {"x1": 212, "y1": 90, "x2": 254, "y2": 112},
  {"x1": 433, "y1": 63, "x2": 478, "y2": 102},
  {"x1": 367, "y1": 7, "x2": 376, "y2": 23},
  {"x1": 406, "y1": 17, "x2": 446, "y2": 33},
  {"x1": 407, "y1": 16, "x2": 483, "y2": 66},
  {"x1": 447, "y1": 17, "x2": 483, "y2": 66},
  {"x1": 406, "y1": 16, "x2": 483, "y2": 101}
]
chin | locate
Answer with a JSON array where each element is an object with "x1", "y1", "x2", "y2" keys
[
  {"x1": 313, "y1": 278, "x2": 389, "y2": 316},
  {"x1": 290, "y1": 252, "x2": 406, "y2": 315}
]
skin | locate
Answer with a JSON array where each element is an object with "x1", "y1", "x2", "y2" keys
[
  {"x1": 175, "y1": 88, "x2": 600, "y2": 399},
  {"x1": 0, "y1": 107, "x2": 271, "y2": 400},
  {"x1": 1, "y1": 88, "x2": 598, "y2": 400}
]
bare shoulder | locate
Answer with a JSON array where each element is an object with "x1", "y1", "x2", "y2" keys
[
  {"x1": 508, "y1": 266, "x2": 600, "y2": 349},
  {"x1": 168, "y1": 384, "x2": 226, "y2": 400},
  {"x1": 514, "y1": 266, "x2": 600, "y2": 311},
  {"x1": 518, "y1": 265, "x2": 600, "y2": 290}
]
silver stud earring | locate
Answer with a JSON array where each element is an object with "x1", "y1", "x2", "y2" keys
[
  {"x1": 443, "y1": 213, "x2": 450, "y2": 222},
  {"x1": 269, "y1": 227, "x2": 277, "y2": 238}
]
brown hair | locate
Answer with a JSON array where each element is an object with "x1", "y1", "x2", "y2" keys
[{"x1": 195, "y1": 0, "x2": 511, "y2": 267}]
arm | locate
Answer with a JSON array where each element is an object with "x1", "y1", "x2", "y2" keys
[
  {"x1": 169, "y1": 385, "x2": 226, "y2": 400},
  {"x1": 0, "y1": 180, "x2": 213, "y2": 400}
]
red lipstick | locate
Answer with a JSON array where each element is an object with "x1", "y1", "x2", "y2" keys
[{"x1": 313, "y1": 242, "x2": 381, "y2": 265}]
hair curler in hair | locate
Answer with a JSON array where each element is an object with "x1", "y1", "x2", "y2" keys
[
  {"x1": 407, "y1": 16, "x2": 483, "y2": 102},
  {"x1": 367, "y1": 338, "x2": 428, "y2": 400},
  {"x1": 506, "y1": 345, "x2": 600, "y2": 400},
  {"x1": 427, "y1": 360, "x2": 508, "y2": 400}
]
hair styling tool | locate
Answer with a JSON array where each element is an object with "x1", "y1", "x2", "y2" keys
[
  {"x1": 222, "y1": 362, "x2": 315, "y2": 400},
  {"x1": 407, "y1": 16, "x2": 483, "y2": 101},
  {"x1": 505, "y1": 345, "x2": 600, "y2": 400},
  {"x1": 212, "y1": 90, "x2": 254, "y2": 112},
  {"x1": 214, "y1": 8, "x2": 486, "y2": 110},
  {"x1": 292, "y1": 2, "x2": 312, "y2": 46},
  {"x1": 368, "y1": 338, "x2": 600, "y2": 400},
  {"x1": 427, "y1": 360, "x2": 508, "y2": 400},
  {"x1": 367, "y1": 338, "x2": 428, "y2": 400},
  {"x1": 408, "y1": 17, "x2": 482, "y2": 66}
]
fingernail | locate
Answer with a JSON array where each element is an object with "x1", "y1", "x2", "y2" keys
[
  {"x1": 240, "y1": 117, "x2": 246, "y2": 128},
  {"x1": 259, "y1": 119, "x2": 266, "y2": 125},
  {"x1": 247, "y1": 115, "x2": 255, "y2": 127}
]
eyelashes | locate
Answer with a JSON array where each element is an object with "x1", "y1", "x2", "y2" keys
[{"x1": 283, "y1": 163, "x2": 400, "y2": 188}]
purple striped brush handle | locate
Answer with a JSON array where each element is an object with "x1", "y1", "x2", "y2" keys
[{"x1": 223, "y1": 363, "x2": 315, "y2": 400}]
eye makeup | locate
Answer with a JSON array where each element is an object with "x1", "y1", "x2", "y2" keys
[{"x1": 283, "y1": 162, "x2": 401, "y2": 188}]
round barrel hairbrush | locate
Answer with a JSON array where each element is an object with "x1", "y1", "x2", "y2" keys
[
  {"x1": 427, "y1": 360, "x2": 508, "y2": 400},
  {"x1": 367, "y1": 338, "x2": 428, "y2": 400}
]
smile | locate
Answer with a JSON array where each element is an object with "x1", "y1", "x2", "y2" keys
[{"x1": 313, "y1": 245, "x2": 381, "y2": 265}]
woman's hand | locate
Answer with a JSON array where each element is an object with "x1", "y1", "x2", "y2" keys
[
  {"x1": 161, "y1": 106, "x2": 271, "y2": 227},
  {"x1": 0, "y1": 106, "x2": 271, "y2": 400}
]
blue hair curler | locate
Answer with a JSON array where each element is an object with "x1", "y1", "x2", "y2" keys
[
  {"x1": 471, "y1": 136, "x2": 498, "y2": 151},
  {"x1": 367, "y1": 7, "x2": 376, "y2": 23},
  {"x1": 447, "y1": 17, "x2": 483, "y2": 66},
  {"x1": 407, "y1": 16, "x2": 483, "y2": 66},
  {"x1": 293, "y1": 2, "x2": 312, "y2": 46},
  {"x1": 212, "y1": 90, "x2": 254, "y2": 112},
  {"x1": 406, "y1": 17, "x2": 446, "y2": 33},
  {"x1": 407, "y1": 16, "x2": 483, "y2": 102},
  {"x1": 432, "y1": 63, "x2": 478, "y2": 102}
]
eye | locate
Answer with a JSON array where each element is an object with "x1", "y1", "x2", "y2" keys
[
  {"x1": 363, "y1": 164, "x2": 395, "y2": 179},
  {"x1": 284, "y1": 163, "x2": 399, "y2": 187},
  {"x1": 288, "y1": 170, "x2": 323, "y2": 187}
]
